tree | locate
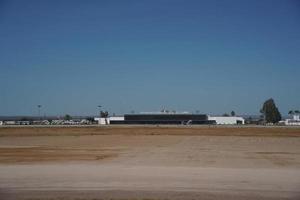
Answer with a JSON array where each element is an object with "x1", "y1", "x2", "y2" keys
[
  {"x1": 246, "y1": 116, "x2": 253, "y2": 124},
  {"x1": 260, "y1": 98, "x2": 281, "y2": 123},
  {"x1": 288, "y1": 110, "x2": 299, "y2": 116},
  {"x1": 86, "y1": 117, "x2": 95, "y2": 122},
  {"x1": 288, "y1": 110, "x2": 294, "y2": 115},
  {"x1": 231, "y1": 111, "x2": 236, "y2": 116},
  {"x1": 100, "y1": 111, "x2": 109, "y2": 118},
  {"x1": 64, "y1": 114, "x2": 72, "y2": 121},
  {"x1": 222, "y1": 113, "x2": 229, "y2": 117}
]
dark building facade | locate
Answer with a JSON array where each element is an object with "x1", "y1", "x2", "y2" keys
[{"x1": 110, "y1": 114, "x2": 216, "y2": 125}]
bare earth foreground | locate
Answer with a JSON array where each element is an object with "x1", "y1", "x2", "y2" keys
[{"x1": 0, "y1": 126, "x2": 300, "y2": 200}]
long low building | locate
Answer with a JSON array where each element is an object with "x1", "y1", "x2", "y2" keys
[
  {"x1": 96, "y1": 114, "x2": 216, "y2": 125},
  {"x1": 208, "y1": 116, "x2": 245, "y2": 125}
]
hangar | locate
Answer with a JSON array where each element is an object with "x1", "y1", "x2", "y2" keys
[
  {"x1": 96, "y1": 113, "x2": 215, "y2": 125},
  {"x1": 208, "y1": 116, "x2": 245, "y2": 125}
]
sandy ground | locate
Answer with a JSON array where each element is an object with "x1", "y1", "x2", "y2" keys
[{"x1": 0, "y1": 126, "x2": 300, "y2": 199}]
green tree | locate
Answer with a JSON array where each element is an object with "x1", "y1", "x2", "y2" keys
[
  {"x1": 86, "y1": 117, "x2": 95, "y2": 122},
  {"x1": 231, "y1": 111, "x2": 236, "y2": 116},
  {"x1": 260, "y1": 98, "x2": 281, "y2": 123},
  {"x1": 64, "y1": 114, "x2": 72, "y2": 121},
  {"x1": 100, "y1": 111, "x2": 109, "y2": 118},
  {"x1": 288, "y1": 110, "x2": 294, "y2": 115}
]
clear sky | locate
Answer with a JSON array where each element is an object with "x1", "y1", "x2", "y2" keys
[{"x1": 0, "y1": 0, "x2": 299, "y2": 116}]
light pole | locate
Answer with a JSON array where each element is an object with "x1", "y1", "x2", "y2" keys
[
  {"x1": 37, "y1": 105, "x2": 42, "y2": 121},
  {"x1": 98, "y1": 105, "x2": 102, "y2": 118}
]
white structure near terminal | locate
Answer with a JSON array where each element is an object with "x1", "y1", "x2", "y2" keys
[
  {"x1": 282, "y1": 114, "x2": 300, "y2": 126},
  {"x1": 95, "y1": 116, "x2": 124, "y2": 125},
  {"x1": 208, "y1": 116, "x2": 245, "y2": 125}
]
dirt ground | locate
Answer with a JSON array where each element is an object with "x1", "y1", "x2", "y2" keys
[
  {"x1": 1, "y1": 125, "x2": 300, "y2": 137},
  {"x1": 0, "y1": 126, "x2": 300, "y2": 200}
]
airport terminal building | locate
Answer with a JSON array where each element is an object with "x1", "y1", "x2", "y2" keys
[
  {"x1": 96, "y1": 113, "x2": 215, "y2": 125},
  {"x1": 111, "y1": 114, "x2": 215, "y2": 125},
  {"x1": 95, "y1": 113, "x2": 245, "y2": 125}
]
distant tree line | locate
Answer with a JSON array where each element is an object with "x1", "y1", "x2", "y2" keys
[
  {"x1": 222, "y1": 111, "x2": 236, "y2": 117},
  {"x1": 288, "y1": 110, "x2": 300, "y2": 115}
]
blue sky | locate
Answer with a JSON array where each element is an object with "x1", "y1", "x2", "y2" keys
[{"x1": 0, "y1": 0, "x2": 299, "y2": 116}]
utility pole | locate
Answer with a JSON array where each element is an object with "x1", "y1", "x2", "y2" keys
[
  {"x1": 37, "y1": 105, "x2": 42, "y2": 121},
  {"x1": 98, "y1": 105, "x2": 102, "y2": 118}
]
